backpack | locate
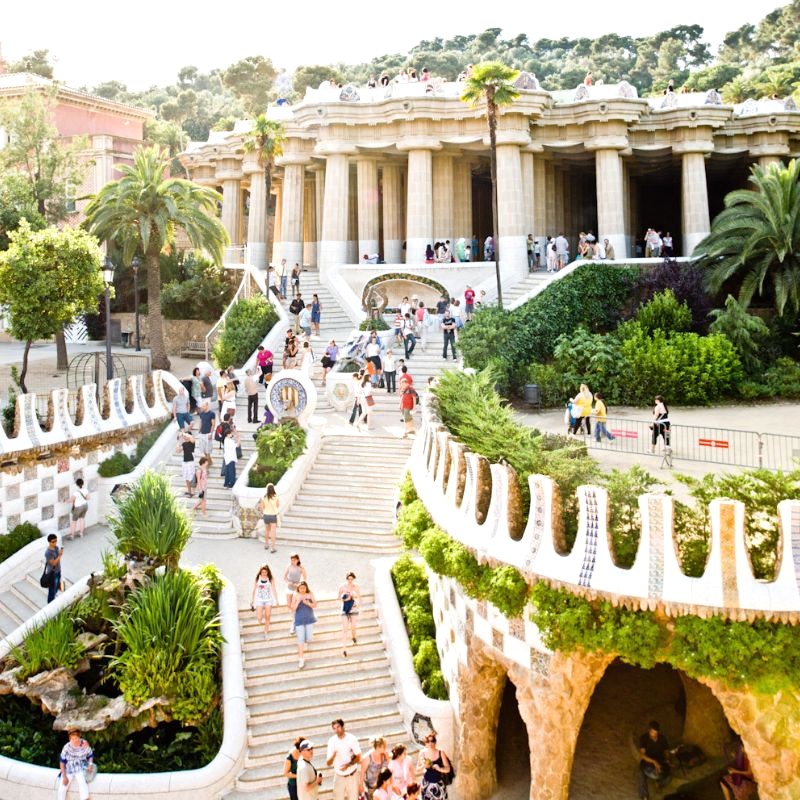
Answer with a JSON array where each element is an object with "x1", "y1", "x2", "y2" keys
[{"x1": 214, "y1": 423, "x2": 225, "y2": 442}]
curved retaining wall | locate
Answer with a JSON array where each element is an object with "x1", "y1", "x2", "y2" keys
[
  {"x1": 412, "y1": 398, "x2": 800, "y2": 621},
  {"x1": 0, "y1": 578, "x2": 246, "y2": 800}
]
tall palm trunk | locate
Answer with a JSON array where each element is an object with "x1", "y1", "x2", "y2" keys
[
  {"x1": 486, "y1": 91, "x2": 503, "y2": 308},
  {"x1": 145, "y1": 245, "x2": 170, "y2": 371},
  {"x1": 263, "y1": 162, "x2": 273, "y2": 267}
]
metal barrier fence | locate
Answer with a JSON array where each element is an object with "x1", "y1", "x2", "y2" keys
[{"x1": 581, "y1": 416, "x2": 800, "y2": 471}]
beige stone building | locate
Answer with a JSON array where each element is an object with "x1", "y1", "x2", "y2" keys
[{"x1": 181, "y1": 78, "x2": 800, "y2": 282}]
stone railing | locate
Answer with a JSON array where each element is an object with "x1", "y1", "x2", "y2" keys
[{"x1": 411, "y1": 399, "x2": 800, "y2": 621}]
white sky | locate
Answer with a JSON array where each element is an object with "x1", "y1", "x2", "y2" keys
[{"x1": 0, "y1": 0, "x2": 785, "y2": 91}]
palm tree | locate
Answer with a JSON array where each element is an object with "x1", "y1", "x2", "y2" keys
[
  {"x1": 461, "y1": 62, "x2": 520, "y2": 308},
  {"x1": 694, "y1": 159, "x2": 800, "y2": 317},
  {"x1": 85, "y1": 146, "x2": 228, "y2": 370},
  {"x1": 242, "y1": 115, "x2": 285, "y2": 267}
]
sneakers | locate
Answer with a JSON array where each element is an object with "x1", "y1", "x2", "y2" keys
[{"x1": 298, "y1": 659, "x2": 305, "y2": 670}]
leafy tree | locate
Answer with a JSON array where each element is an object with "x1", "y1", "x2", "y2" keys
[
  {"x1": 91, "y1": 80, "x2": 130, "y2": 101},
  {"x1": 6, "y1": 49, "x2": 54, "y2": 78},
  {"x1": 682, "y1": 64, "x2": 742, "y2": 92},
  {"x1": 0, "y1": 173, "x2": 46, "y2": 250},
  {"x1": 708, "y1": 295, "x2": 770, "y2": 375},
  {"x1": 222, "y1": 55, "x2": 277, "y2": 113},
  {"x1": 0, "y1": 222, "x2": 104, "y2": 391},
  {"x1": 242, "y1": 114, "x2": 285, "y2": 268},
  {"x1": 85, "y1": 146, "x2": 228, "y2": 370},
  {"x1": 144, "y1": 118, "x2": 189, "y2": 177},
  {"x1": 292, "y1": 65, "x2": 345, "y2": 97},
  {"x1": 461, "y1": 61, "x2": 520, "y2": 308},
  {"x1": 695, "y1": 159, "x2": 800, "y2": 317}
]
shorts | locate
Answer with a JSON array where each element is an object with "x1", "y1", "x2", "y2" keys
[
  {"x1": 182, "y1": 462, "x2": 195, "y2": 482},
  {"x1": 254, "y1": 596, "x2": 276, "y2": 608},
  {"x1": 402, "y1": 408, "x2": 412, "y2": 422},
  {"x1": 465, "y1": 304, "x2": 474, "y2": 314},
  {"x1": 71, "y1": 505, "x2": 88, "y2": 521},
  {"x1": 295, "y1": 623, "x2": 314, "y2": 644},
  {"x1": 393, "y1": 328, "x2": 402, "y2": 336},
  {"x1": 263, "y1": 514, "x2": 278, "y2": 524}
]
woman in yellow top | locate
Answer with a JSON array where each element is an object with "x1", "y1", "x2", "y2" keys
[
  {"x1": 592, "y1": 392, "x2": 615, "y2": 442},
  {"x1": 571, "y1": 383, "x2": 593, "y2": 435},
  {"x1": 257, "y1": 483, "x2": 280, "y2": 552}
]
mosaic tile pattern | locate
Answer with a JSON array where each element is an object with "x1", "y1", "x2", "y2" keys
[
  {"x1": 6, "y1": 484, "x2": 20, "y2": 501},
  {"x1": 476, "y1": 599, "x2": 487, "y2": 618},
  {"x1": 24, "y1": 495, "x2": 37, "y2": 511},
  {"x1": 41, "y1": 505, "x2": 54, "y2": 520},
  {"x1": 58, "y1": 486, "x2": 69, "y2": 503},
  {"x1": 23, "y1": 466, "x2": 37, "y2": 481},
  {"x1": 791, "y1": 506, "x2": 800, "y2": 590},
  {"x1": 23, "y1": 396, "x2": 40, "y2": 447},
  {"x1": 112, "y1": 381, "x2": 129, "y2": 427},
  {"x1": 508, "y1": 617, "x2": 525, "y2": 640},
  {"x1": 578, "y1": 489, "x2": 599, "y2": 588},
  {"x1": 42, "y1": 476, "x2": 54, "y2": 492},
  {"x1": 718, "y1": 503, "x2": 740, "y2": 609},
  {"x1": 88, "y1": 451, "x2": 99, "y2": 465},
  {"x1": 525, "y1": 479, "x2": 547, "y2": 570},
  {"x1": 648, "y1": 497, "x2": 665, "y2": 598},
  {"x1": 57, "y1": 457, "x2": 70, "y2": 473},
  {"x1": 56, "y1": 389, "x2": 71, "y2": 434},
  {"x1": 492, "y1": 629, "x2": 503, "y2": 650},
  {"x1": 7, "y1": 514, "x2": 20, "y2": 530},
  {"x1": 531, "y1": 650, "x2": 551, "y2": 676},
  {"x1": 58, "y1": 514, "x2": 70, "y2": 531}
]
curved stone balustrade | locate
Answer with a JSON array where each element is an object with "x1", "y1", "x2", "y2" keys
[
  {"x1": 411, "y1": 400, "x2": 800, "y2": 621},
  {"x1": 0, "y1": 371, "x2": 182, "y2": 459}
]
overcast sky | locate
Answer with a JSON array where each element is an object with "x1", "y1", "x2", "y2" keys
[{"x1": 1, "y1": 0, "x2": 785, "y2": 90}]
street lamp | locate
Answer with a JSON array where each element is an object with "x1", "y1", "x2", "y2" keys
[
  {"x1": 131, "y1": 256, "x2": 141, "y2": 352},
  {"x1": 102, "y1": 257, "x2": 115, "y2": 381}
]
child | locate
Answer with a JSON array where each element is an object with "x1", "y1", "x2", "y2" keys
[
  {"x1": 193, "y1": 456, "x2": 210, "y2": 515},
  {"x1": 250, "y1": 564, "x2": 278, "y2": 638},
  {"x1": 393, "y1": 310, "x2": 404, "y2": 345},
  {"x1": 593, "y1": 392, "x2": 615, "y2": 442}
]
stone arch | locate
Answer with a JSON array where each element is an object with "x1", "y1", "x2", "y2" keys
[{"x1": 360, "y1": 273, "x2": 449, "y2": 311}]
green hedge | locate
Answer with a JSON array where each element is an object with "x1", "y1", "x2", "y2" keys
[
  {"x1": 212, "y1": 295, "x2": 278, "y2": 368},
  {"x1": 98, "y1": 419, "x2": 170, "y2": 478},
  {"x1": 391, "y1": 555, "x2": 447, "y2": 699},
  {"x1": 0, "y1": 521, "x2": 41, "y2": 563},
  {"x1": 248, "y1": 422, "x2": 307, "y2": 488}
]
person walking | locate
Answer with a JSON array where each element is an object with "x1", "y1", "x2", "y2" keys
[
  {"x1": 291, "y1": 263, "x2": 302, "y2": 297},
  {"x1": 299, "y1": 305, "x2": 313, "y2": 339},
  {"x1": 285, "y1": 737, "x2": 304, "y2": 800},
  {"x1": 321, "y1": 340, "x2": 338, "y2": 385},
  {"x1": 373, "y1": 769, "x2": 400, "y2": 800},
  {"x1": 546, "y1": 237, "x2": 557, "y2": 272},
  {"x1": 258, "y1": 483, "x2": 280, "y2": 552},
  {"x1": 195, "y1": 400, "x2": 216, "y2": 458},
  {"x1": 464, "y1": 285, "x2": 475, "y2": 322},
  {"x1": 245, "y1": 368, "x2": 260, "y2": 424},
  {"x1": 290, "y1": 294, "x2": 305, "y2": 334},
  {"x1": 400, "y1": 378, "x2": 418, "y2": 439},
  {"x1": 284, "y1": 553, "x2": 308, "y2": 632},
  {"x1": 570, "y1": 383, "x2": 593, "y2": 435},
  {"x1": 310, "y1": 293, "x2": 322, "y2": 337},
  {"x1": 338, "y1": 572, "x2": 361, "y2": 657},
  {"x1": 418, "y1": 733, "x2": 452, "y2": 800},
  {"x1": 221, "y1": 379, "x2": 237, "y2": 421},
  {"x1": 193, "y1": 456, "x2": 210, "y2": 515},
  {"x1": 292, "y1": 581, "x2": 317, "y2": 669},
  {"x1": 388, "y1": 744, "x2": 415, "y2": 797},
  {"x1": 268, "y1": 266, "x2": 282, "y2": 301},
  {"x1": 347, "y1": 372, "x2": 363, "y2": 426},
  {"x1": 190, "y1": 367, "x2": 203, "y2": 412},
  {"x1": 593, "y1": 392, "x2": 615, "y2": 442},
  {"x1": 361, "y1": 738, "x2": 390, "y2": 799},
  {"x1": 356, "y1": 376, "x2": 374, "y2": 432},
  {"x1": 441, "y1": 311, "x2": 457, "y2": 360},
  {"x1": 177, "y1": 428, "x2": 196, "y2": 497},
  {"x1": 278, "y1": 258, "x2": 289, "y2": 299},
  {"x1": 555, "y1": 232, "x2": 569, "y2": 269},
  {"x1": 650, "y1": 395, "x2": 670, "y2": 454},
  {"x1": 415, "y1": 301, "x2": 428, "y2": 353},
  {"x1": 284, "y1": 329, "x2": 299, "y2": 369},
  {"x1": 256, "y1": 345, "x2": 274, "y2": 385},
  {"x1": 56, "y1": 728, "x2": 94, "y2": 800},
  {"x1": 67, "y1": 478, "x2": 89, "y2": 539},
  {"x1": 43, "y1": 533, "x2": 63, "y2": 604},
  {"x1": 326, "y1": 719, "x2": 362, "y2": 800},
  {"x1": 297, "y1": 740, "x2": 323, "y2": 800},
  {"x1": 222, "y1": 424, "x2": 240, "y2": 488},
  {"x1": 250, "y1": 564, "x2": 278, "y2": 638},
  {"x1": 172, "y1": 386, "x2": 192, "y2": 430},
  {"x1": 402, "y1": 313, "x2": 416, "y2": 359},
  {"x1": 383, "y1": 349, "x2": 397, "y2": 393}
]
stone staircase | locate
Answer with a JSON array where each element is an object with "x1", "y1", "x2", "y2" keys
[
  {"x1": 279, "y1": 434, "x2": 411, "y2": 553},
  {"x1": 228, "y1": 597, "x2": 416, "y2": 798},
  {"x1": 0, "y1": 568, "x2": 74, "y2": 637},
  {"x1": 504, "y1": 268, "x2": 560, "y2": 308},
  {"x1": 284, "y1": 268, "x2": 356, "y2": 337}
]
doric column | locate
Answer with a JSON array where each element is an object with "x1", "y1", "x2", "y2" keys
[
  {"x1": 217, "y1": 158, "x2": 243, "y2": 261},
  {"x1": 271, "y1": 183, "x2": 282, "y2": 266},
  {"x1": 243, "y1": 155, "x2": 267, "y2": 269},
  {"x1": 545, "y1": 161, "x2": 556, "y2": 237},
  {"x1": 758, "y1": 154, "x2": 782, "y2": 170},
  {"x1": 347, "y1": 167, "x2": 358, "y2": 264},
  {"x1": 595, "y1": 148, "x2": 628, "y2": 260},
  {"x1": 532, "y1": 156, "x2": 547, "y2": 265},
  {"x1": 314, "y1": 167, "x2": 325, "y2": 244},
  {"x1": 495, "y1": 143, "x2": 528, "y2": 281},
  {"x1": 280, "y1": 162, "x2": 305, "y2": 267},
  {"x1": 319, "y1": 152, "x2": 350, "y2": 276},
  {"x1": 453, "y1": 158, "x2": 473, "y2": 248},
  {"x1": 521, "y1": 151, "x2": 534, "y2": 242},
  {"x1": 432, "y1": 153, "x2": 454, "y2": 245},
  {"x1": 554, "y1": 166, "x2": 565, "y2": 241},
  {"x1": 405, "y1": 148, "x2": 433, "y2": 262},
  {"x1": 681, "y1": 151, "x2": 710, "y2": 256},
  {"x1": 303, "y1": 177, "x2": 317, "y2": 267},
  {"x1": 382, "y1": 163, "x2": 404, "y2": 264},
  {"x1": 357, "y1": 158, "x2": 380, "y2": 259}
]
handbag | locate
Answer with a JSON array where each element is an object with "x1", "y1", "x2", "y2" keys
[
  {"x1": 235, "y1": 445, "x2": 243, "y2": 459},
  {"x1": 39, "y1": 567, "x2": 51, "y2": 588},
  {"x1": 84, "y1": 763, "x2": 97, "y2": 783},
  {"x1": 365, "y1": 395, "x2": 375, "y2": 407}
]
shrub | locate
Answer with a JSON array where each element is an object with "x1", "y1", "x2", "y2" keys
[
  {"x1": 212, "y1": 295, "x2": 277, "y2": 368},
  {"x1": 457, "y1": 305, "x2": 516, "y2": 372},
  {"x1": 708, "y1": 295, "x2": 770, "y2": 376},
  {"x1": 634, "y1": 259, "x2": 712, "y2": 332},
  {"x1": 395, "y1": 499, "x2": 435, "y2": 550},
  {"x1": 10, "y1": 612, "x2": 84, "y2": 680},
  {"x1": 97, "y1": 451, "x2": 135, "y2": 478},
  {"x1": 359, "y1": 317, "x2": 389, "y2": 331},
  {"x1": 391, "y1": 555, "x2": 447, "y2": 700},
  {"x1": 761, "y1": 357, "x2": 800, "y2": 398},
  {"x1": 110, "y1": 569, "x2": 222, "y2": 724},
  {"x1": 248, "y1": 422, "x2": 307, "y2": 488},
  {"x1": 161, "y1": 257, "x2": 236, "y2": 323},
  {"x1": 605, "y1": 466, "x2": 657, "y2": 568},
  {"x1": 0, "y1": 521, "x2": 41, "y2": 563},
  {"x1": 398, "y1": 471, "x2": 417, "y2": 505},
  {"x1": 635, "y1": 289, "x2": 693, "y2": 336},
  {"x1": 110, "y1": 470, "x2": 192, "y2": 570}
]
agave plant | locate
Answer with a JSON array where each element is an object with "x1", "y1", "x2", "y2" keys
[
  {"x1": 109, "y1": 470, "x2": 191, "y2": 571},
  {"x1": 110, "y1": 569, "x2": 223, "y2": 724}
]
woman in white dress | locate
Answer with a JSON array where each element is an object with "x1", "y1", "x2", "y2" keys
[{"x1": 250, "y1": 564, "x2": 278, "y2": 638}]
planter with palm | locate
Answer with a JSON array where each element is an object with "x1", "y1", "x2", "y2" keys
[
  {"x1": 461, "y1": 62, "x2": 520, "y2": 309},
  {"x1": 85, "y1": 146, "x2": 228, "y2": 371}
]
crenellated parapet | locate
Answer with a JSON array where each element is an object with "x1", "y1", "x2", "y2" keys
[{"x1": 411, "y1": 398, "x2": 800, "y2": 621}]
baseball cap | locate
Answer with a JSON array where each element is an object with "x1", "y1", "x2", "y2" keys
[{"x1": 299, "y1": 740, "x2": 315, "y2": 751}]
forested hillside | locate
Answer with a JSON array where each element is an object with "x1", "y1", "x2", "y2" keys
[{"x1": 7, "y1": 0, "x2": 799, "y2": 145}]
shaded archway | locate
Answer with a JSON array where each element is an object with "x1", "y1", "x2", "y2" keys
[
  {"x1": 494, "y1": 677, "x2": 531, "y2": 799},
  {"x1": 569, "y1": 660, "x2": 731, "y2": 800}
]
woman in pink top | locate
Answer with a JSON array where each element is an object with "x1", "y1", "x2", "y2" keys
[{"x1": 388, "y1": 744, "x2": 415, "y2": 796}]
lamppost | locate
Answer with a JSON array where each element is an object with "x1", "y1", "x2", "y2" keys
[
  {"x1": 102, "y1": 257, "x2": 115, "y2": 381},
  {"x1": 131, "y1": 256, "x2": 141, "y2": 352}
]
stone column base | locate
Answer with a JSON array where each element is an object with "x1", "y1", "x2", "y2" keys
[
  {"x1": 247, "y1": 242, "x2": 267, "y2": 269},
  {"x1": 281, "y1": 241, "x2": 304, "y2": 268},
  {"x1": 358, "y1": 239, "x2": 379, "y2": 260},
  {"x1": 318, "y1": 241, "x2": 349, "y2": 278},
  {"x1": 406, "y1": 238, "x2": 431, "y2": 264},
  {"x1": 683, "y1": 231, "x2": 708, "y2": 257},
  {"x1": 603, "y1": 233, "x2": 628, "y2": 261},
  {"x1": 498, "y1": 235, "x2": 529, "y2": 284},
  {"x1": 384, "y1": 239, "x2": 403, "y2": 265}
]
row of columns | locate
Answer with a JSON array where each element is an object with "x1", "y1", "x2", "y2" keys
[{"x1": 216, "y1": 146, "x2": 734, "y2": 272}]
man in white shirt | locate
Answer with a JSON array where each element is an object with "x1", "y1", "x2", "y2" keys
[
  {"x1": 554, "y1": 233, "x2": 569, "y2": 269},
  {"x1": 326, "y1": 719, "x2": 362, "y2": 800},
  {"x1": 297, "y1": 740, "x2": 323, "y2": 800}
]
